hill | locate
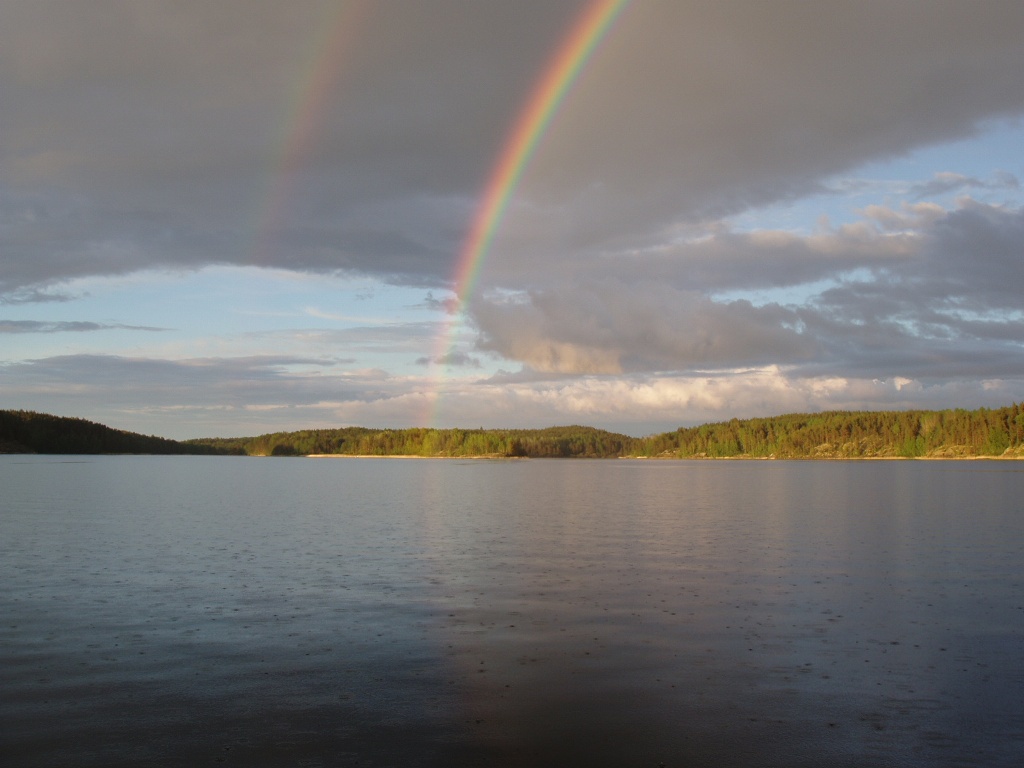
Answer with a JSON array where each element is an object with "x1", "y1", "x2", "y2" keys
[{"x1": 0, "y1": 410, "x2": 233, "y2": 455}]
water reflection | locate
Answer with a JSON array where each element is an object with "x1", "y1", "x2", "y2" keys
[
  {"x1": 415, "y1": 460, "x2": 1024, "y2": 766},
  {"x1": 2, "y1": 457, "x2": 1023, "y2": 766}
]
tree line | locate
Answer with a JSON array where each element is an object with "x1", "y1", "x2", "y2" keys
[
  {"x1": 190, "y1": 404, "x2": 1024, "y2": 459},
  {"x1": 5, "y1": 405, "x2": 1024, "y2": 458},
  {"x1": 633, "y1": 404, "x2": 1024, "y2": 459},
  {"x1": 188, "y1": 424, "x2": 632, "y2": 458},
  {"x1": 0, "y1": 410, "x2": 229, "y2": 455}
]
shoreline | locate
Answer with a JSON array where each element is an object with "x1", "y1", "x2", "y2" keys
[
  {"x1": 304, "y1": 453, "x2": 524, "y2": 460},
  {"x1": 302, "y1": 453, "x2": 1023, "y2": 461}
]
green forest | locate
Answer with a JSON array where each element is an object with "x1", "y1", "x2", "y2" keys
[
  {"x1": 189, "y1": 403, "x2": 1024, "y2": 459},
  {"x1": 190, "y1": 424, "x2": 632, "y2": 458},
  {"x1": 4, "y1": 404, "x2": 1024, "y2": 458},
  {"x1": 0, "y1": 410, "x2": 228, "y2": 455},
  {"x1": 632, "y1": 405, "x2": 1024, "y2": 459}
]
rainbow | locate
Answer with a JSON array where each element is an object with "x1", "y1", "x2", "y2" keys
[
  {"x1": 451, "y1": 0, "x2": 629, "y2": 304},
  {"x1": 426, "y1": 0, "x2": 628, "y2": 424},
  {"x1": 253, "y1": 1, "x2": 371, "y2": 266},
  {"x1": 250, "y1": 1, "x2": 628, "y2": 425}
]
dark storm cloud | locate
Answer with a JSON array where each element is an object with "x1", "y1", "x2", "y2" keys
[
  {"x1": 921, "y1": 202, "x2": 1024, "y2": 309},
  {"x1": 484, "y1": 0, "x2": 1024, "y2": 252},
  {"x1": 0, "y1": 1, "x2": 578, "y2": 296},
  {"x1": 3, "y1": 2, "x2": 1024, "y2": 298}
]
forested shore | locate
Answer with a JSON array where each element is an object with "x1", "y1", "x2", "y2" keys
[
  {"x1": 190, "y1": 404, "x2": 1024, "y2": 459},
  {"x1": 4, "y1": 405, "x2": 1024, "y2": 458},
  {"x1": 637, "y1": 405, "x2": 1024, "y2": 459},
  {"x1": 0, "y1": 410, "x2": 227, "y2": 455}
]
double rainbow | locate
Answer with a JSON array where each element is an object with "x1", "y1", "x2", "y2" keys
[
  {"x1": 254, "y1": 1, "x2": 629, "y2": 424},
  {"x1": 259, "y1": 0, "x2": 625, "y2": 292}
]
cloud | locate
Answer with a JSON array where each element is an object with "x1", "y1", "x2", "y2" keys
[
  {"x1": 0, "y1": 320, "x2": 168, "y2": 334},
  {"x1": 415, "y1": 351, "x2": 482, "y2": 368},
  {"x1": 3, "y1": 3, "x2": 1024, "y2": 435},
  {"x1": 469, "y1": 199, "x2": 1024, "y2": 381},
  {"x1": 6, "y1": 350, "x2": 1024, "y2": 441},
  {"x1": 484, "y1": 1, "x2": 1024, "y2": 253},
  {"x1": 911, "y1": 170, "x2": 1021, "y2": 199},
  {"x1": 244, "y1": 322, "x2": 441, "y2": 356},
  {"x1": 0, "y1": 353, "x2": 399, "y2": 437},
  {"x1": 473, "y1": 284, "x2": 814, "y2": 373},
  {"x1": 302, "y1": 306, "x2": 394, "y2": 324},
  {"x1": 427, "y1": 367, "x2": 1024, "y2": 436},
  {"x1": 4, "y1": 2, "x2": 1024, "y2": 298},
  {"x1": 420, "y1": 292, "x2": 460, "y2": 314},
  {"x1": 0, "y1": 288, "x2": 76, "y2": 305},
  {"x1": 0, "y1": 1, "x2": 577, "y2": 296}
]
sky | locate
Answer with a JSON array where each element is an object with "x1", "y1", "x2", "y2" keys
[{"x1": 3, "y1": 0, "x2": 1024, "y2": 440}]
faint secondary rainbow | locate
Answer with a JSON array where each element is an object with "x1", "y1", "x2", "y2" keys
[
  {"x1": 253, "y1": 1, "x2": 371, "y2": 266},
  {"x1": 426, "y1": 0, "x2": 628, "y2": 424}
]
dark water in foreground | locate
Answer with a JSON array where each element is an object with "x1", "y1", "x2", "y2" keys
[{"x1": 2, "y1": 456, "x2": 1023, "y2": 767}]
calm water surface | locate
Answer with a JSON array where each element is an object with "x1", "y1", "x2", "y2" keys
[{"x1": 2, "y1": 456, "x2": 1023, "y2": 767}]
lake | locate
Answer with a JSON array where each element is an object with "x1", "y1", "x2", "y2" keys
[{"x1": 2, "y1": 456, "x2": 1022, "y2": 767}]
